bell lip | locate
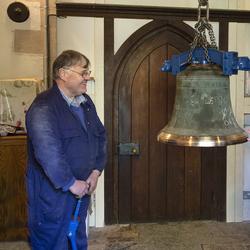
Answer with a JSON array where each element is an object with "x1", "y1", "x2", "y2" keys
[{"x1": 157, "y1": 132, "x2": 248, "y2": 147}]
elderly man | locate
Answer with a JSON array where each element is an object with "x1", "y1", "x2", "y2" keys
[{"x1": 26, "y1": 50, "x2": 107, "y2": 250}]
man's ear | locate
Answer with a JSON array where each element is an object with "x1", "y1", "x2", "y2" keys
[{"x1": 58, "y1": 68, "x2": 67, "y2": 81}]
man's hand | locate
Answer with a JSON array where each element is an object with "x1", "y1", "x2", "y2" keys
[
  {"x1": 86, "y1": 170, "x2": 100, "y2": 194},
  {"x1": 69, "y1": 180, "x2": 89, "y2": 198}
]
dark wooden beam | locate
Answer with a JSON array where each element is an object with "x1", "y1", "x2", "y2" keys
[
  {"x1": 219, "y1": 21, "x2": 229, "y2": 51},
  {"x1": 57, "y1": 3, "x2": 250, "y2": 23},
  {"x1": 104, "y1": 17, "x2": 117, "y2": 224}
]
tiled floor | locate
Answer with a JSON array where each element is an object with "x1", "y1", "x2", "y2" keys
[{"x1": 1, "y1": 221, "x2": 250, "y2": 250}]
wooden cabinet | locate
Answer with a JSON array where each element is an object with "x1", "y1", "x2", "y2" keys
[{"x1": 0, "y1": 136, "x2": 27, "y2": 241}]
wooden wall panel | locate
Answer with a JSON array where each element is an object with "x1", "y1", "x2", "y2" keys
[{"x1": 0, "y1": 136, "x2": 27, "y2": 241}]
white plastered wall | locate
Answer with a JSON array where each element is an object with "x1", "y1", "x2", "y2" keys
[
  {"x1": 57, "y1": 16, "x2": 105, "y2": 227},
  {"x1": 227, "y1": 0, "x2": 250, "y2": 222},
  {"x1": 228, "y1": 21, "x2": 250, "y2": 221},
  {"x1": 56, "y1": 0, "x2": 250, "y2": 225},
  {"x1": 0, "y1": 0, "x2": 47, "y2": 80}
]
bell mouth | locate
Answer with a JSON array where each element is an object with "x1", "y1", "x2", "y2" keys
[{"x1": 157, "y1": 132, "x2": 248, "y2": 147}]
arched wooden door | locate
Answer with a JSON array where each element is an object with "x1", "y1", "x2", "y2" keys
[{"x1": 105, "y1": 20, "x2": 226, "y2": 224}]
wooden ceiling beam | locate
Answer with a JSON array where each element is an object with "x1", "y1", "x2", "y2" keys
[{"x1": 56, "y1": 3, "x2": 250, "y2": 23}]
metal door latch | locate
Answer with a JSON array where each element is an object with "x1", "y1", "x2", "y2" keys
[{"x1": 118, "y1": 143, "x2": 140, "y2": 155}]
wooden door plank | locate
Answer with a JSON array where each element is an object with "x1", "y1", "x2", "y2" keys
[
  {"x1": 166, "y1": 145, "x2": 185, "y2": 219},
  {"x1": 118, "y1": 64, "x2": 133, "y2": 223},
  {"x1": 201, "y1": 148, "x2": 216, "y2": 219},
  {"x1": 131, "y1": 57, "x2": 150, "y2": 221},
  {"x1": 214, "y1": 147, "x2": 227, "y2": 221},
  {"x1": 166, "y1": 45, "x2": 185, "y2": 220},
  {"x1": 167, "y1": 45, "x2": 178, "y2": 121},
  {"x1": 149, "y1": 45, "x2": 168, "y2": 220},
  {"x1": 185, "y1": 147, "x2": 201, "y2": 219},
  {"x1": 201, "y1": 148, "x2": 226, "y2": 220}
]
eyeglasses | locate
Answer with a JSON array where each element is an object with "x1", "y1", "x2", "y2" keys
[{"x1": 64, "y1": 68, "x2": 91, "y2": 78}]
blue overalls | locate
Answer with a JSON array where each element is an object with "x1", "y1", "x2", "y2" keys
[{"x1": 25, "y1": 83, "x2": 107, "y2": 250}]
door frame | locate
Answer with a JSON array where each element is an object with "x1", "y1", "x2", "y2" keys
[{"x1": 55, "y1": 3, "x2": 250, "y2": 224}]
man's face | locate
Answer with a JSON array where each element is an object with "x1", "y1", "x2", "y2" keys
[{"x1": 60, "y1": 62, "x2": 91, "y2": 97}]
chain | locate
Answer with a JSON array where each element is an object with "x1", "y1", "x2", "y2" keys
[
  {"x1": 198, "y1": 0, "x2": 208, "y2": 6},
  {"x1": 187, "y1": 0, "x2": 217, "y2": 63}
]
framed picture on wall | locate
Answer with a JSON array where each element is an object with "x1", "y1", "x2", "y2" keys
[{"x1": 0, "y1": 79, "x2": 44, "y2": 135}]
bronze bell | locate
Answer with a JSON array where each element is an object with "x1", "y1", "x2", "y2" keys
[{"x1": 157, "y1": 64, "x2": 248, "y2": 147}]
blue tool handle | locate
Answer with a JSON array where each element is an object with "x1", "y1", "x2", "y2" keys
[
  {"x1": 73, "y1": 199, "x2": 82, "y2": 221},
  {"x1": 67, "y1": 198, "x2": 82, "y2": 250}
]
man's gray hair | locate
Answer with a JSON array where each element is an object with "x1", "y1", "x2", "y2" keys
[{"x1": 52, "y1": 50, "x2": 90, "y2": 80}]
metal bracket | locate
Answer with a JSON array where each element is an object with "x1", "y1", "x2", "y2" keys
[
  {"x1": 118, "y1": 143, "x2": 140, "y2": 155},
  {"x1": 161, "y1": 47, "x2": 250, "y2": 76}
]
